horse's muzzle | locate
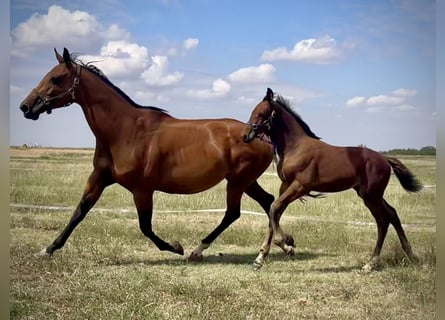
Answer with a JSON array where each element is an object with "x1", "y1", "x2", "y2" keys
[
  {"x1": 243, "y1": 127, "x2": 256, "y2": 143},
  {"x1": 20, "y1": 103, "x2": 41, "y2": 120}
]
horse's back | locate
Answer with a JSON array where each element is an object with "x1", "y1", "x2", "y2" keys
[{"x1": 151, "y1": 117, "x2": 273, "y2": 192}]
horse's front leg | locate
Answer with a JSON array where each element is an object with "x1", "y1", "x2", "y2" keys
[
  {"x1": 133, "y1": 191, "x2": 184, "y2": 255},
  {"x1": 38, "y1": 168, "x2": 113, "y2": 256},
  {"x1": 188, "y1": 182, "x2": 244, "y2": 261},
  {"x1": 253, "y1": 180, "x2": 304, "y2": 269}
]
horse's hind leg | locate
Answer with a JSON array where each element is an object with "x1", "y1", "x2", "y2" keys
[
  {"x1": 362, "y1": 197, "x2": 416, "y2": 271},
  {"x1": 361, "y1": 198, "x2": 390, "y2": 271},
  {"x1": 382, "y1": 199, "x2": 416, "y2": 260},
  {"x1": 133, "y1": 191, "x2": 184, "y2": 255},
  {"x1": 189, "y1": 182, "x2": 244, "y2": 261},
  {"x1": 38, "y1": 169, "x2": 113, "y2": 256}
]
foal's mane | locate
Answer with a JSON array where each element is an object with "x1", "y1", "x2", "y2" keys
[
  {"x1": 71, "y1": 54, "x2": 168, "y2": 114},
  {"x1": 273, "y1": 94, "x2": 321, "y2": 140}
]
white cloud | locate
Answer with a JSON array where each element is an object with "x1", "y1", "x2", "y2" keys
[
  {"x1": 366, "y1": 95, "x2": 404, "y2": 106},
  {"x1": 134, "y1": 91, "x2": 170, "y2": 104},
  {"x1": 11, "y1": 5, "x2": 128, "y2": 56},
  {"x1": 346, "y1": 88, "x2": 418, "y2": 112},
  {"x1": 228, "y1": 64, "x2": 276, "y2": 83},
  {"x1": 396, "y1": 104, "x2": 415, "y2": 111},
  {"x1": 237, "y1": 96, "x2": 256, "y2": 105},
  {"x1": 80, "y1": 40, "x2": 149, "y2": 77},
  {"x1": 187, "y1": 78, "x2": 231, "y2": 98},
  {"x1": 392, "y1": 88, "x2": 417, "y2": 97},
  {"x1": 10, "y1": 85, "x2": 23, "y2": 95},
  {"x1": 141, "y1": 55, "x2": 184, "y2": 86},
  {"x1": 346, "y1": 96, "x2": 366, "y2": 107},
  {"x1": 261, "y1": 35, "x2": 343, "y2": 64},
  {"x1": 183, "y1": 38, "x2": 199, "y2": 50}
]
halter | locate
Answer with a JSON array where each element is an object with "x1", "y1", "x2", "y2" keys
[
  {"x1": 32, "y1": 64, "x2": 81, "y2": 113},
  {"x1": 247, "y1": 110, "x2": 276, "y2": 143}
]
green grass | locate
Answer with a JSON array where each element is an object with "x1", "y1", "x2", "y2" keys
[{"x1": 10, "y1": 148, "x2": 436, "y2": 319}]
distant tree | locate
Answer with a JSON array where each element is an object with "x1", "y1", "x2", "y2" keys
[{"x1": 419, "y1": 146, "x2": 436, "y2": 155}]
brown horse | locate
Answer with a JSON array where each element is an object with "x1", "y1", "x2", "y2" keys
[
  {"x1": 19, "y1": 48, "x2": 295, "y2": 261},
  {"x1": 243, "y1": 88, "x2": 423, "y2": 271}
]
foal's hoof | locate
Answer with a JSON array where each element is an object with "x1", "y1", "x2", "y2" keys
[
  {"x1": 252, "y1": 261, "x2": 263, "y2": 271},
  {"x1": 171, "y1": 241, "x2": 184, "y2": 255},
  {"x1": 284, "y1": 234, "x2": 295, "y2": 247},
  {"x1": 286, "y1": 247, "x2": 295, "y2": 257},
  {"x1": 361, "y1": 257, "x2": 380, "y2": 273},
  {"x1": 34, "y1": 247, "x2": 51, "y2": 258},
  {"x1": 187, "y1": 252, "x2": 204, "y2": 262}
]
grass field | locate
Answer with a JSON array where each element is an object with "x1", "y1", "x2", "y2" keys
[{"x1": 10, "y1": 147, "x2": 436, "y2": 319}]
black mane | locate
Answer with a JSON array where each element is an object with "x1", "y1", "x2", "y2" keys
[
  {"x1": 73, "y1": 55, "x2": 168, "y2": 114},
  {"x1": 273, "y1": 94, "x2": 321, "y2": 140}
]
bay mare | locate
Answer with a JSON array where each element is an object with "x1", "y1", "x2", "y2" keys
[
  {"x1": 19, "y1": 48, "x2": 295, "y2": 261},
  {"x1": 243, "y1": 88, "x2": 422, "y2": 271}
]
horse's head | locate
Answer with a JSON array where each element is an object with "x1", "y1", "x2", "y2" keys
[
  {"x1": 243, "y1": 88, "x2": 277, "y2": 142},
  {"x1": 20, "y1": 48, "x2": 81, "y2": 120}
]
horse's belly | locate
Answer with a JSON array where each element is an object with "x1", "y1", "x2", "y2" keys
[{"x1": 157, "y1": 163, "x2": 227, "y2": 194}]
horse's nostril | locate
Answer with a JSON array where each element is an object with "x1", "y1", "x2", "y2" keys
[{"x1": 20, "y1": 104, "x2": 30, "y2": 113}]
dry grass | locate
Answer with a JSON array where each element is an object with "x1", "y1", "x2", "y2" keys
[{"x1": 10, "y1": 147, "x2": 436, "y2": 319}]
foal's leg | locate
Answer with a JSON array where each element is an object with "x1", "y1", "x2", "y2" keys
[
  {"x1": 38, "y1": 169, "x2": 113, "y2": 256},
  {"x1": 362, "y1": 198, "x2": 390, "y2": 271},
  {"x1": 133, "y1": 191, "x2": 184, "y2": 255},
  {"x1": 254, "y1": 180, "x2": 305, "y2": 268},
  {"x1": 188, "y1": 182, "x2": 244, "y2": 261},
  {"x1": 244, "y1": 181, "x2": 295, "y2": 247},
  {"x1": 382, "y1": 198, "x2": 416, "y2": 260}
]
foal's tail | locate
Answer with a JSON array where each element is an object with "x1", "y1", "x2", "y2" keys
[{"x1": 386, "y1": 156, "x2": 423, "y2": 192}]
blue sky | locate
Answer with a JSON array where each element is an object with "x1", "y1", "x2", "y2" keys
[{"x1": 10, "y1": 0, "x2": 436, "y2": 151}]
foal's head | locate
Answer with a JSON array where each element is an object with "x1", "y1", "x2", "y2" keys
[
  {"x1": 243, "y1": 88, "x2": 276, "y2": 142},
  {"x1": 20, "y1": 48, "x2": 80, "y2": 120}
]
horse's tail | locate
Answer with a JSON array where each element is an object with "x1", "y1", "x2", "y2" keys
[{"x1": 386, "y1": 156, "x2": 423, "y2": 192}]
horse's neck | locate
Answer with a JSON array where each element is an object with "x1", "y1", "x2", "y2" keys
[
  {"x1": 76, "y1": 70, "x2": 139, "y2": 145},
  {"x1": 273, "y1": 111, "x2": 308, "y2": 155}
]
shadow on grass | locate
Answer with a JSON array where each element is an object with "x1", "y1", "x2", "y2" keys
[{"x1": 100, "y1": 250, "x2": 327, "y2": 268}]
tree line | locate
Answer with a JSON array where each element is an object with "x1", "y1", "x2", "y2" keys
[{"x1": 381, "y1": 146, "x2": 436, "y2": 155}]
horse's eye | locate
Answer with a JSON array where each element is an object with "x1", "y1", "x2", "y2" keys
[{"x1": 50, "y1": 76, "x2": 61, "y2": 85}]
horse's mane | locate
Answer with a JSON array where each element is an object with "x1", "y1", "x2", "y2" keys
[
  {"x1": 71, "y1": 54, "x2": 168, "y2": 114},
  {"x1": 273, "y1": 94, "x2": 321, "y2": 140}
]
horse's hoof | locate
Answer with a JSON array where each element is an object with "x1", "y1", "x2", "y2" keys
[
  {"x1": 252, "y1": 261, "x2": 263, "y2": 271},
  {"x1": 284, "y1": 234, "x2": 295, "y2": 247},
  {"x1": 187, "y1": 252, "x2": 204, "y2": 262},
  {"x1": 171, "y1": 241, "x2": 184, "y2": 255},
  {"x1": 286, "y1": 247, "x2": 295, "y2": 257},
  {"x1": 34, "y1": 247, "x2": 50, "y2": 258},
  {"x1": 361, "y1": 263, "x2": 373, "y2": 273}
]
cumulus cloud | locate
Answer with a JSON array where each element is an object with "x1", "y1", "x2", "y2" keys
[
  {"x1": 228, "y1": 64, "x2": 276, "y2": 83},
  {"x1": 187, "y1": 78, "x2": 231, "y2": 98},
  {"x1": 261, "y1": 35, "x2": 344, "y2": 64},
  {"x1": 366, "y1": 95, "x2": 405, "y2": 106},
  {"x1": 134, "y1": 91, "x2": 170, "y2": 104},
  {"x1": 141, "y1": 55, "x2": 184, "y2": 86},
  {"x1": 237, "y1": 96, "x2": 256, "y2": 105},
  {"x1": 346, "y1": 88, "x2": 418, "y2": 112},
  {"x1": 11, "y1": 5, "x2": 128, "y2": 57},
  {"x1": 79, "y1": 40, "x2": 149, "y2": 77},
  {"x1": 346, "y1": 96, "x2": 366, "y2": 108},
  {"x1": 183, "y1": 38, "x2": 199, "y2": 50},
  {"x1": 392, "y1": 88, "x2": 417, "y2": 97}
]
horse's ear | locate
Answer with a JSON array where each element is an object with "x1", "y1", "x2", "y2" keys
[
  {"x1": 265, "y1": 87, "x2": 274, "y2": 102},
  {"x1": 55, "y1": 48, "x2": 64, "y2": 64},
  {"x1": 62, "y1": 48, "x2": 72, "y2": 64}
]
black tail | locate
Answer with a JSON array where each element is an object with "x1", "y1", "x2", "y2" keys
[{"x1": 386, "y1": 157, "x2": 423, "y2": 192}]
